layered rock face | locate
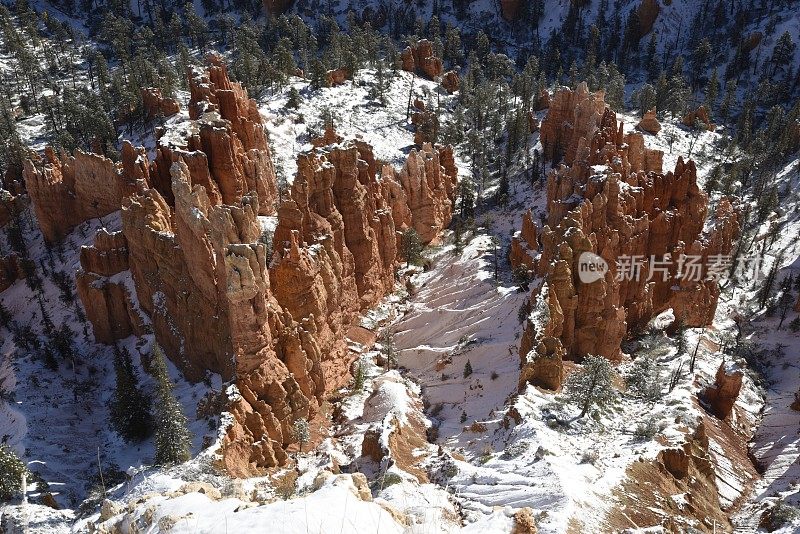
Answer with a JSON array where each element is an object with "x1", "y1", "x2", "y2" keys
[
  {"x1": 223, "y1": 139, "x2": 456, "y2": 475},
  {"x1": 516, "y1": 84, "x2": 739, "y2": 390},
  {"x1": 55, "y1": 55, "x2": 457, "y2": 476},
  {"x1": 23, "y1": 147, "x2": 137, "y2": 242},
  {"x1": 401, "y1": 39, "x2": 444, "y2": 80},
  {"x1": 76, "y1": 229, "x2": 144, "y2": 344}
]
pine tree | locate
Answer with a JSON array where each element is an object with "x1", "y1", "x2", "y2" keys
[
  {"x1": 463, "y1": 359, "x2": 473, "y2": 378},
  {"x1": 564, "y1": 355, "x2": 616, "y2": 418},
  {"x1": 110, "y1": 347, "x2": 153, "y2": 443},
  {"x1": 625, "y1": 355, "x2": 661, "y2": 402},
  {"x1": 704, "y1": 67, "x2": 720, "y2": 115},
  {"x1": 286, "y1": 86, "x2": 301, "y2": 109},
  {"x1": 778, "y1": 291, "x2": 794, "y2": 329},
  {"x1": 151, "y1": 345, "x2": 191, "y2": 466},
  {"x1": 352, "y1": 360, "x2": 365, "y2": 392},
  {"x1": 771, "y1": 31, "x2": 796, "y2": 76},
  {"x1": 293, "y1": 418, "x2": 310, "y2": 452},
  {"x1": 401, "y1": 228, "x2": 423, "y2": 267},
  {"x1": 0, "y1": 445, "x2": 28, "y2": 501}
]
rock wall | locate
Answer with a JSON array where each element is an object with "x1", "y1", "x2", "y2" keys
[
  {"x1": 23, "y1": 147, "x2": 137, "y2": 242},
  {"x1": 225, "y1": 139, "x2": 456, "y2": 476},
  {"x1": 60, "y1": 56, "x2": 457, "y2": 476},
  {"x1": 517, "y1": 83, "x2": 739, "y2": 390},
  {"x1": 75, "y1": 229, "x2": 145, "y2": 344}
]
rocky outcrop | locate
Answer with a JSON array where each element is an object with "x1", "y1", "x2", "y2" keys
[
  {"x1": 637, "y1": 108, "x2": 662, "y2": 134},
  {"x1": 23, "y1": 148, "x2": 137, "y2": 242},
  {"x1": 539, "y1": 82, "x2": 606, "y2": 164},
  {"x1": 262, "y1": 0, "x2": 293, "y2": 14},
  {"x1": 66, "y1": 56, "x2": 456, "y2": 477},
  {"x1": 325, "y1": 68, "x2": 349, "y2": 87},
  {"x1": 512, "y1": 507, "x2": 538, "y2": 534},
  {"x1": 510, "y1": 209, "x2": 538, "y2": 270},
  {"x1": 75, "y1": 229, "x2": 145, "y2": 344},
  {"x1": 637, "y1": 0, "x2": 660, "y2": 36},
  {"x1": 400, "y1": 40, "x2": 443, "y2": 80},
  {"x1": 702, "y1": 361, "x2": 743, "y2": 419},
  {"x1": 441, "y1": 70, "x2": 460, "y2": 94},
  {"x1": 500, "y1": 0, "x2": 522, "y2": 22},
  {"x1": 141, "y1": 87, "x2": 180, "y2": 119},
  {"x1": 0, "y1": 189, "x2": 28, "y2": 229},
  {"x1": 517, "y1": 84, "x2": 739, "y2": 389},
  {"x1": 682, "y1": 106, "x2": 715, "y2": 131},
  {"x1": 0, "y1": 253, "x2": 25, "y2": 292}
]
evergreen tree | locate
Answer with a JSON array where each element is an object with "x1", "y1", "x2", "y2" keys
[
  {"x1": 151, "y1": 345, "x2": 192, "y2": 466},
  {"x1": 293, "y1": 418, "x2": 310, "y2": 452},
  {"x1": 625, "y1": 355, "x2": 662, "y2": 402},
  {"x1": 771, "y1": 31, "x2": 796, "y2": 76},
  {"x1": 286, "y1": 86, "x2": 301, "y2": 109},
  {"x1": 401, "y1": 228, "x2": 423, "y2": 267},
  {"x1": 463, "y1": 359, "x2": 473, "y2": 378},
  {"x1": 110, "y1": 347, "x2": 153, "y2": 443},
  {"x1": 564, "y1": 355, "x2": 615, "y2": 418},
  {"x1": 0, "y1": 445, "x2": 28, "y2": 501}
]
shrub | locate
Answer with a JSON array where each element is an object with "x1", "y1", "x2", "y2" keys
[
  {"x1": 0, "y1": 445, "x2": 28, "y2": 501},
  {"x1": 501, "y1": 441, "x2": 529, "y2": 460},
  {"x1": 633, "y1": 418, "x2": 658, "y2": 441}
]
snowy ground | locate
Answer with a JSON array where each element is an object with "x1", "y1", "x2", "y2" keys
[
  {"x1": 0, "y1": 208, "x2": 220, "y2": 508},
  {"x1": 260, "y1": 69, "x2": 445, "y2": 184}
]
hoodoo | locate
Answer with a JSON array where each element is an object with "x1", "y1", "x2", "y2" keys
[{"x1": 515, "y1": 83, "x2": 739, "y2": 390}]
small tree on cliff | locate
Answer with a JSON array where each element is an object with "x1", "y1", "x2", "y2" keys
[
  {"x1": 0, "y1": 445, "x2": 28, "y2": 501},
  {"x1": 564, "y1": 355, "x2": 615, "y2": 418},
  {"x1": 110, "y1": 347, "x2": 153, "y2": 443},
  {"x1": 402, "y1": 228, "x2": 423, "y2": 267},
  {"x1": 151, "y1": 345, "x2": 192, "y2": 466},
  {"x1": 293, "y1": 418, "x2": 310, "y2": 453}
]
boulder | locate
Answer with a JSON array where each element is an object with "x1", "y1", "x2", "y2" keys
[{"x1": 141, "y1": 87, "x2": 180, "y2": 119}]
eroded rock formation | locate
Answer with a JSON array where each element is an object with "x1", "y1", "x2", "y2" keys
[
  {"x1": 76, "y1": 229, "x2": 145, "y2": 344},
  {"x1": 637, "y1": 108, "x2": 662, "y2": 134},
  {"x1": 638, "y1": 0, "x2": 661, "y2": 36},
  {"x1": 141, "y1": 87, "x2": 180, "y2": 119},
  {"x1": 0, "y1": 189, "x2": 28, "y2": 229},
  {"x1": 683, "y1": 106, "x2": 716, "y2": 131},
  {"x1": 500, "y1": 0, "x2": 522, "y2": 22},
  {"x1": 441, "y1": 70, "x2": 460, "y2": 94},
  {"x1": 0, "y1": 253, "x2": 25, "y2": 292},
  {"x1": 702, "y1": 361, "x2": 743, "y2": 419},
  {"x1": 401, "y1": 39, "x2": 443, "y2": 80},
  {"x1": 51, "y1": 56, "x2": 457, "y2": 477},
  {"x1": 23, "y1": 148, "x2": 135, "y2": 242},
  {"x1": 516, "y1": 83, "x2": 739, "y2": 391}
]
